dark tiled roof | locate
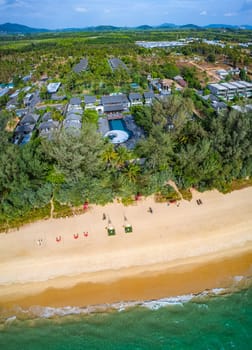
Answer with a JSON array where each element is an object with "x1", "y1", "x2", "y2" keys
[
  {"x1": 42, "y1": 112, "x2": 52, "y2": 122},
  {"x1": 70, "y1": 97, "x2": 81, "y2": 105},
  {"x1": 15, "y1": 124, "x2": 35, "y2": 134},
  {"x1": 73, "y1": 59, "x2": 88, "y2": 73},
  {"x1": 84, "y1": 95, "x2": 96, "y2": 104},
  {"x1": 109, "y1": 58, "x2": 128, "y2": 71},
  {"x1": 129, "y1": 93, "x2": 142, "y2": 101},
  {"x1": 144, "y1": 91, "x2": 155, "y2": 99},
  {"x1": 104, "y1": 104, "x2": 124, "y2": 112},
  {"x1": 66, "y1": 113, "x2": 82, "y2": 121},
  {"x1": 101, "y1": 94, "x2": 128, "y2": 105},
  {"x1": 39, "y1": 121, "x2": 59, "y2": 131},
  {"x1": 63, "y1": 119, "x2": 82, "y2": 129},
  {"x1": 20, "y1": 114, "x2": 39, "y2": 125},
  {"x1": 67, "y1": 106, "x2": 83, "y2": 115},
  {"x1": 51, "y1": 94, "x2": 66, "y2": 101}
]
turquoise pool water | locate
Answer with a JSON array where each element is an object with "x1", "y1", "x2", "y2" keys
[{"x1": 109, "y1": 119, "x2": 127, "y2": 132}]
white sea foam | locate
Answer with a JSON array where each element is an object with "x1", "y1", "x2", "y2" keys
[
  {"x1": 211, "y1": 288, "x2": 226, "y2": 295},
  {"x1": 5, "y1": 316, "x2": 17, "y2": 324},
  {"x1": 29, "y1": 305, "x2": 90, "y2": 318},
  {"x1": 233, "y1": 275, "x2": 244, "y2": 282},
  {"x1": 141, "y1": 294, "x2": 194, "y2": 310},
  {"x1": 3, "y1": 279, "x2": 251, "y2": 323}
]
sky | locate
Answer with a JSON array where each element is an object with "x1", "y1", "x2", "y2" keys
[{"x1": 0, "y1": 0, "x2": 251, "y2": 29}]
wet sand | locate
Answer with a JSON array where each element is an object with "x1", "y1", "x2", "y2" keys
[{"x1": 1, "y1": 250, "x2": 252, "y2": 309}]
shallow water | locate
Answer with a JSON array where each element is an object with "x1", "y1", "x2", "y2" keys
[{"x1": 0, "y1": 279, "x2": 252, "y2": 350}]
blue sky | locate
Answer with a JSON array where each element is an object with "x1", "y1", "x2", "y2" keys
[{"x1": 0, "y1": 0, "x2": 251, "y2": 28}]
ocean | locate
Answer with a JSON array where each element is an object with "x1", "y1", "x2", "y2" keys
[{"x1": 0, "y1": 278, "x2": 252, "y2": 350}]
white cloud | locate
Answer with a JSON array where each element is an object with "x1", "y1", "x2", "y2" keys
[
  {"x1": 75, "y1": 6, "x2": 88, "y2": 13},
  {"x1": 104, "y1": 8, "x2": 111, "y2": 14},
  {"x1": 200, "y1": 10, "x2": 207, "y2": 15},
  {"x1": 224, "y1": 12, "x2": 237, "y2": 16}
]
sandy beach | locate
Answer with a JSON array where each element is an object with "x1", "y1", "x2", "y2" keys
[{"x1": 0, "y1": 187, "x2": 252, "y2": 309}]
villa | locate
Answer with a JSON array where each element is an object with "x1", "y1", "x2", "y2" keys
[
  {"x1": 47, "y1": 82, "x2": 61, "y2": 94},
  {"x1": 101, "y1": 94, "x2": 129, "y2": 115},
  {"x1": 73, "y1": 58, "x2": 88, "y2": 74},
  {"x1": 108, "y1": 58, "x2": 128, "y2": 72},
  {"x1": 39, "y1": 120, "x2": 60, "y2": 138},
  {"x1": 128, "y1": 93, "x2": 143, "y2": 106},
  {"x1": 64, "y1": 96, "x2": 83, "y2": 131},
  {"x1": 84, "y1": 95, "x2": 97, "y2": 110},
  {"x1": 143, "y1": 91, "x2": 155, "y2": 105}
]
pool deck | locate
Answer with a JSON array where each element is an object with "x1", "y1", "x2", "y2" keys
[
  {"x1": 107, "y1": 114, "x2": 124, "y2": 120},
  {"x1": 98, "y1": 114, "x2": 145, "y2": 149},
  {"x1": 98, "y1": 117, "x2": 110, "y2": 136}
]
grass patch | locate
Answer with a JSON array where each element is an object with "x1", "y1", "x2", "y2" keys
[
  {"x1": 121, "y1": 196, "x2": 135, "y2": 206},
  {"x1": 0, "y1": 204, "x2": 51, "y2": 233},
  {"x1": 179, "y1": 188, "x2": 193, "y2": 201},
  {"x1": 155, "y1": 184, "x2": 181, "y2": 203},
  {"x1": 221, "y1": 177, "x2": 252, "y2": 193},
  {"x1": 53, "y1": 201, "x2": 84, "y2": 218}
]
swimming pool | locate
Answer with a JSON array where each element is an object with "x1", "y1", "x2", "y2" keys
[
  {"x1": 105, "y1": 118, "x2": 130, "y2": 144},
  {"x1": 109, "y1": 119, "x2": 127, "y2": 132}
]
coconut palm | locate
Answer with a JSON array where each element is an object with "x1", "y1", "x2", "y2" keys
[{"x1": 101, "y1": 143, "x2": 118, "y2": 167}]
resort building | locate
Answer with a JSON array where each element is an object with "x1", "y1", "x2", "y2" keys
[
  {"x1": 47, "y1": 82, "x2": 61, "y2": 94},
  {"x1": 232, "y1": 104, "x2": 252, "y2": 113},
  {"x1": 101, "y1": 94, "x2": 129, "y2": 115},
  {"x1": 208, "y1": 83, "x2": 229, "y2": 99},
  {"x1": 221, "y1": 82, "x2": 237, "y2": 100},
  {"x1": 23, "y1": 93, "x2": 33, "y2": 106},
  {"x1": 73, "y1": 58, "x2": 88, "y2": 74},
  {"x1": 0, "y1": 87, "x2": 9, "y2": 97},
  {"x1": 174, "y1": 75, "x2": 187, "y2": 88},
  {"x1": 238, "y1": 81, "x2": 252, "y2": 97},
  {"x1": 64, "y1": 97, "x2": 83, "y2": 131},
  {"x1": 38, "y1": 120, "x2": 60, "y2": 138},
  {"x1": 160, "y1": 79, "x2": 171, "y2": 93},
  {"x1": 14, "y1": 113, "x2": 39, "y2": 145},
  {"x1": 143, "y1": 91, "x2": 155, "y2": 105},
  {"x1": 84, "y1": 95, "x2": 97, "y2": 110},
  {"x1": 69, "y1": 97, "x2": 82, "y2": 106},
  {"x1": 135, "y1": 41, "x2": 187, "y2": 49},
  {"x1": 208, "y1": 81, "x2": 252, "y2": 100},
  {"x1": 128, "y1": 93, "x2": 143, "y2": 106},
  {"x1": 108, "y1": 58, "x2": 128, "y2": 72}
]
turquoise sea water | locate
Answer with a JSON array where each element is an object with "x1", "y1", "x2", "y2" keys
[{"x1": 0, "y1": 281, "x2": 252, "y2": 350}]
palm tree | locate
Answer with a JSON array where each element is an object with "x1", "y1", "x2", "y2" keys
[
  {"x1": 101, "y1": 143, "x2": 118, "y2": 167},
  {"x1": 123, "y1": 163, "x2": 140, "y2": 183},
  {"x1": 114, "y1": 146, "x2": 130, "y2": 169}
]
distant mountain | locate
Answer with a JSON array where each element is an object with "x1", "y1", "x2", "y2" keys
[
  {"x1": 89, "y1": 25, "x2": 119, "y2": 31},
  {"x1": 0, "y1": 22, "x2": 251, "y2": 34},
  {"x1": 157, "y1": 23, "x2": 178, "y2": 29},
  {"x1": 136, "y1": 25, "x2": 154, "y2": 30},
  {"x1": 0, "y1": 22, "x2": 48, "y2": 34},
  {"x1": 180, "y1": 24, "x2": 201, "y2": 29},
  {"x1": 205, "y1": 23, "x2": 252, "y2": 30}
]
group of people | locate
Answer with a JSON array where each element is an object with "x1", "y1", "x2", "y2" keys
[
  {"x1": 36, "y1": 238, "x2": 43, "y2": 246},
  {"x1": 196, "y1": 199, "x2": 203, "y2": 205}
]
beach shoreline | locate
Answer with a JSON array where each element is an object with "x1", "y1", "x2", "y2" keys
[{"x1": 0, "y1": 187, "x2": 252, "y2": 310}]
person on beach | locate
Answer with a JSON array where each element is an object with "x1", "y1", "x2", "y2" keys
[
  {"x1": 102, "y1": 213, "x2": 106, "y2": 220},
  {"x1": 148, "y1": 207, "x2": 153, "y2": 213}
]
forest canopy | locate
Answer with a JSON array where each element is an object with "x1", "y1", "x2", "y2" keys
[{"x1": 0, "y1": 96, "x2": 252, "y2": 231}]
